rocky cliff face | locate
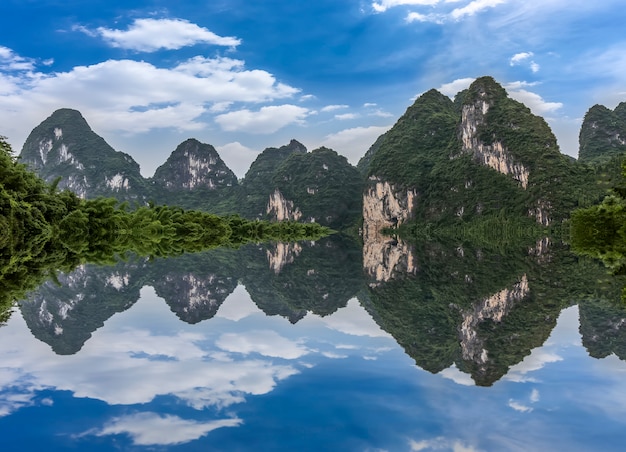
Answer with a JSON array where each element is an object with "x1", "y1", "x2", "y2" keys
[
  {"x1": 152, "y1": 139, "x2": 237, "y2": 191},
  {"x1": 458, "y1": 92, "x2": 529, "y2": 189},
  {"x1": 266, "y1": 189, "x2": 303, "y2": 222},
  {"x1": 266, "y1": 242, "x2": 302, "y2": 274},
  {"x1": 459, "y1": 275, "x2": 529, "y2": 368},
  {"x1": 362, "y1": 177, "x2": 417, "y2": 241},
  {"x1": 362, "y1": 235, "x2": 416, "y2": 287},
  {"x1": 20, "y1": 109, "x2": 148, "y2": 201},
  {"x1": 19, "y1": 261, "x2": 144, "y2": 355},
  {"x1": 268, "y1": 147, "x2": 363, "y2": 228},
  {"x1": 152, "y1": 271, "x2": 237, "y2": 324}
]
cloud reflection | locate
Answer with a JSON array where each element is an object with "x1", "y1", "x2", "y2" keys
[{"x1": 90, "y1": 412, "x2": 242, "y2": 446}]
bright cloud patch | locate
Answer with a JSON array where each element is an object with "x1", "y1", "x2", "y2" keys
[
  {"x1": 505, "y1": 86, "x2": 562, "y2": 115},
  {"x1": 437, "y1": 77, "x2": 475, "y2": 97},
  {"x1": 216, "y1": 330, "x2": 310, "y2": 359},
  {"x1": 78, "y1": 18, "x2": 241, "y2": 52},
  {"x1": 376, "y1": 0, "x2": 508, "y2": 23},
  {"x1": 321, "y1": 125, "x2": 392, "y2": 164},
  {"x1": 510, "y1": 52, "x2": 540, "y2": 73},
  {"x1": 92, "y1": 412, "x2": 242, "y2": 446},
  {"x1": 214, "y1": 105, "x2": 309, "y2": 134},
  {"x1": 0, "y1": 48, "x2": 301, "y2": 145},
  {"x1": 0, "y1": 45, "x2": 35, "y2": 71}
]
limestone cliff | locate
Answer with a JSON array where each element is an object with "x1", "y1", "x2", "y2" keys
[
  {"x1": 363, "y1": 234, "x2": 416, "y2": 287},
  {"x1": 152, "y1": 271, "x2": 237, "y2": 324},
  {"x1": 20, "y1": 108, "x2": 148, "y2": 201},
  {"x1": 266, "y1": 189, "x2": 302, "y2": 221},
  {"x1": 266, "y1": 242, "x2": 303, "y2": 274},
  {"x1": 362, "y1": 177, "x2": 417, "y2": 242},
  {"x1": 458, "y1": 93, "x2": 529, "y2": 189},
  {"x1": 152, "y1": 138, "x2": 237, "y2": 191},
  {"x1": 459, "y1": 275, "x2": 529, "y2": 368}
]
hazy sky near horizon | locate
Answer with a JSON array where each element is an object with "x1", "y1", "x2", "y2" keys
[{"x1": 1, "y1": 0, "x2": 625, "y2": 177}]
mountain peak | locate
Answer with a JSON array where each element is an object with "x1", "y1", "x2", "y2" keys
[
  {"x1": 152, "y1": 139, "x2": 237, "y2": 191},
  {"x1": 19, "y1": 108, "x2": 146, "y2": 200}
]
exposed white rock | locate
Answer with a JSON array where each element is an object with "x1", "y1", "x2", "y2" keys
[
  {"x1": 528, "y1": 199, "x2": 551, "y2": 226},
  {"x1": 106, "y1": 273, "x2": 130, "y2": 290},
  {"x1": 459, "y1": 274, "x2": 529, "y2": 365},
  {"x1": 54, "y1": 127, "x2": 63, "y2": 140},
  {"x1": 266, "y1": 189, "x2": 302, "y2": 221},
  {"x1": 266, "y1": 242, "x2": 302, "y2": 274},
  {"x1": 39, "y1": 139, "x2": 53, "y2": 164},
  {"x1": 106, "y1": 173, "x2": 130, "y2": 191},
  {"x1": 363, "y1": 235, "x2": 416, "y2": 286},
  {"x1": 362, "y1": 177, "x2": 417, "y2": 243},
  {"x1": 459, "y1": 99, "x2": 529, "y2": 189}
]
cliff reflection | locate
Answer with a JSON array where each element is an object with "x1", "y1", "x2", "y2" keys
[
  {"x1": 361, "y1": 234, "x2": 625, "y2": 386},
  {"x1": 16, "y1": 229, "x2": 626, "y2": 387}
]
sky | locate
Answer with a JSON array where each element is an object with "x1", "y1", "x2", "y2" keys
[{"x1": 1, "y1": 0, "x2": 625, "y2": 177}]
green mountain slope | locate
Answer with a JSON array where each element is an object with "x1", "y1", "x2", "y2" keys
[
  {"x1": 579, "y1": 102, "x2": 626, "y2": 165},
  {"x1": 20, "y1": 109, "x2": 148, "y2": 201},
  {"x1": 361, "y1": 76, "x2": 597, "y2": 234}
]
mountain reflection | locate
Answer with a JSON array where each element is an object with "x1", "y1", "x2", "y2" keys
[{"x1": 14, "y1": 232, "x2": 626, "y2": 387}]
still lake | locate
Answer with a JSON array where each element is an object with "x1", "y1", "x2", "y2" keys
[{"x1": 2, "y1": 235, "x2": 626, "y2": 451}]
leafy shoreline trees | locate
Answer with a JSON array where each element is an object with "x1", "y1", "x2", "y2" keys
[{"x1": 0, "y1": 136, "x2": 331, "y2": 322}]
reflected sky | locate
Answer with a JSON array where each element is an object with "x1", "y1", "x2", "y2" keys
[{"x1": 2, "y1": 283, "x2": 626, "y2": 451}]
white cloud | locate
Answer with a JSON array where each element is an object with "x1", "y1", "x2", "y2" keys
[
  {"x1": 216, "y1": 330, "x2": 310, "y2": 359},
  {"x1": 505, "y1": 350, "x2": 563, "y2": 382},
  {"x1": 373, "y1": 0, "x2": 441, "y2": 13},
  {"x1": 440, "y1": 364, "x2": 475, "y2": 386},
  {"x1": 437, "y1": 77, "x2": 475, "y2": 97},
  {"x1": 510, "y1": 52, "x2": 533, "y2": 65},
  {"x1": 363, "y1": 102, "x2": 378, "y2": 107},
  {"x1": 92, "y1": 412, "x2": 241, "y2": 446},
  {"x1": 530, "y1": 388, "x2": 540, "y2": 402},
  {"x1": 215, "y1": 142, "x2": 258, "y2": 178},
  {"x1": 321, "y1": 104, "x2": 349, "y2": 112},
  {"x1": 215, "y1": 286, "x2": 264, "y2": 321},
  {"x1": 375, "y1": 0, "x2": 507, "y2": 23},
  {"x1": 79, "y1": 18, "x2": 240, "y2": 52},
  {"x1": 450, "y1": 0, "x2": 507, "y2": 20},
  {"x1": 505, "y1": 86, "x2": 562, "y2": 115},
  {"x1": 316, "y1": 299, "x2": 392, "y2": 338},
  {"x1": 335, "y1": 113, "x2": 359, "y2": 120},
  {"x1": 368, "y1": 109, "x2": 394, "y2": 118},
  {"x1": 214, "y1": 104, "x2": 309, "y2": 134},
  {"x1": 320, "y1": 125, "x2": 392, "y2": 164},
  {"x1": 510, "y1": 52, "x2": 540, "y2": 73},
  {"x1": 409, "y1": 437, "x2": 483, "y2": 452},
  {"x1": 0, "y1": 48, "x2": 301, "y2": 149},
  {"x1": 0, "y1": 45, "x2": 35, "y2": 71},
  {"x1": 508, "y1": 399, "x2": 533, "y2": 413}
]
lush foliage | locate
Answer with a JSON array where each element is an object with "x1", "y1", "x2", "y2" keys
[
  {"x1": 579, "y1": 103, "x2": 626, "y2": 165},
  {"x1": 0, "y1": 136, "x2": 331, "y2": 321}
]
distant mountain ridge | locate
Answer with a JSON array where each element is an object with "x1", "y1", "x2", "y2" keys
[
  {"x1": 19, "y1": 111, "x2": 362, "y2": 228},
  {"x1": 18, "y1": 76, "x2": 626, "y2": 232}
]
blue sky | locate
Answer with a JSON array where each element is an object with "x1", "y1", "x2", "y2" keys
[{"x1": 1, "y1": 0, "x2": 625, "y2": 177}]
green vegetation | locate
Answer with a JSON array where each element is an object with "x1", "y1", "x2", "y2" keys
[
  {"x1": 0, "y1": 136, "x2": 331, "y2": 322},
  {"x1": 579, "y1": 103, "x2": 626, "y2": 165}
]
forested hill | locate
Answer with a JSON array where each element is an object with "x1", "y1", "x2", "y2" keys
[
  {"x1": 579, "y1": 102, "x2": 626, "y2": 165},
  {"x1": 17, "y1": 76, "x2": 626, "y2": 233},
  {"x1": 360, "y1": 76, "x2": 602, "y2": 236}
]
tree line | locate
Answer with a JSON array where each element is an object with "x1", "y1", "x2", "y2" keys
[{"x1": 0, "y1": 136, "x2": 331, "y2": 322}]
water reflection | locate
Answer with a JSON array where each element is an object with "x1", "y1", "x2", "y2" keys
[{"x1": 3, "y1": 234, "x2": 626, "y2": 450}]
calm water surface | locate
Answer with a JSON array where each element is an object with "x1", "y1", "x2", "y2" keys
[{"x1": 2, "y1": 236, "x2": 626, "y2": 451}]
